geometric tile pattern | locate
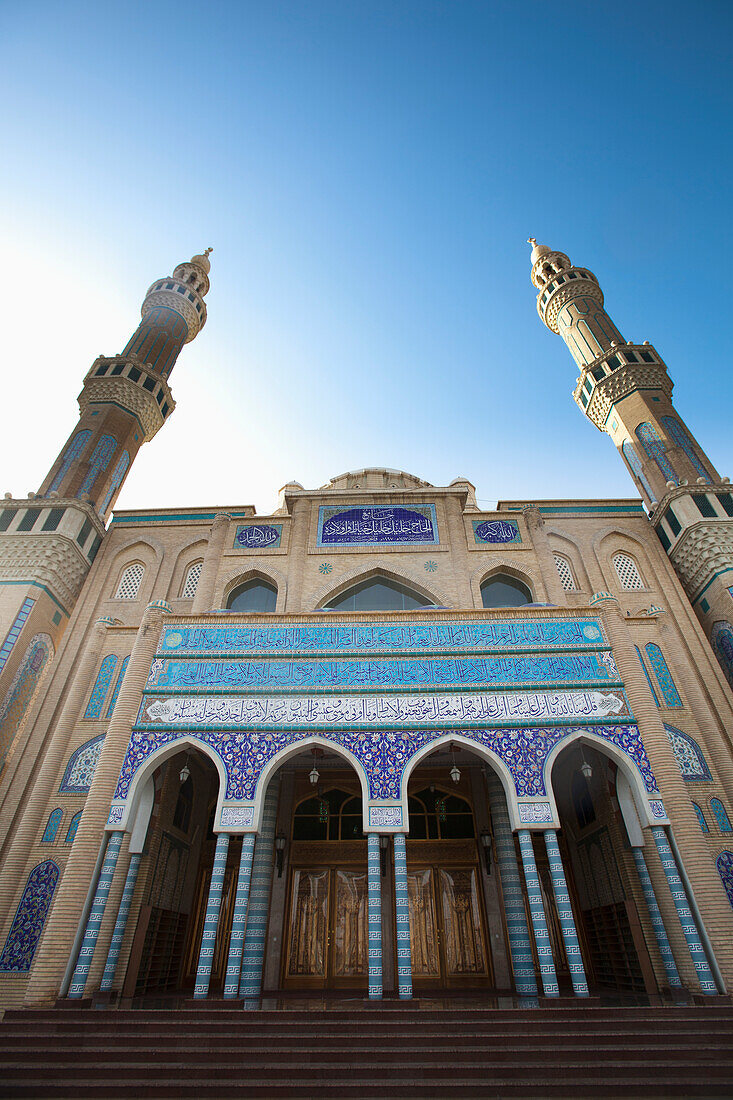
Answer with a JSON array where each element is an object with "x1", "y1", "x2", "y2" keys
[
  {"x1": 59, "y1": 734, "x2": 105, "y2": 794},
  {"x1": 84, "y1": 655, "x2": 118, "y2": 719},
  {"x1": 0, "y1": 860, "x2": 60, "y2": 972},
  {"x1": 664, "y1": 725, "x2": 712, "y2": 782},
  {"x1": 630, "y1": 846, "x2": 682, "y2": 988},
  {"x1": 636, "y1": 645, "x2": 660, "y2": 706},
  {"x1": 0, "y1": 633, "x2": 53, "y2": 765},
  {"x1": 240, "y1": 784, "x2": 278, "y2": 1004},
  {"x1": 48, "y1": 430, "x2": 91, "y2": 495},
  {"x1": 393, "y1": 834, "x2": 412, "y2": 999},
  {"x1": 716, "y1": 851, "x2": 733, "y2": 912},
  {"x1": 99, "y1": 852, "x2": 141, "y2": 991},
  {"x1": 41, "y1": 809, "x2": 63, "y2": 843},
  {"x1": 78, "y1": 435, "x2": 117, "y2": 498},
  {"x1": 636, "y1": 422, "x2": 677, "y2": 485},
  {"x1": 517, "y1": 830, "x2": 559, "y2": 996},
  {"x1": 661, "y1": 417, "x2": 710, "y2": 483},
  {"x1": 710, "y1": 798, "x2": 732, "y2": 833},
  {"x1": 367, "y1": 833, "x2": 382, "y2": 999},
  {"x1": 645, "y1": 643, "x2": 682, "y2": 707},
  {"x1": 544, "y1": 829, "x2": 588, "y2": 995},
  {"x1": 0, "y1": 597, "x2": 35, "y2": 675},
  {"x1": 106, "y1": 656, "x2": 130, "y2": 718},
  {"x1": 222, "y1": 834, "x2": 256, "y2": 999},
  {"x1": 68, "y1": 831, "x2": 124, "y2": 997},
  {"x1": 651, "y1": 826, "x2": 717, "y2": 994},
  {"x1": 65, "y1": 810, "x2": 82, "y2": 844},
  {"x1": 193, "y1": 833, "x2": 229, "y2": 999}
]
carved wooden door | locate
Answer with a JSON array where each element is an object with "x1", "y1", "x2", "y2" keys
[
  {"x1": 284, "y1": 867, "x2": 368, "y2": 988},
  {"x1": 407, "y1": 864, "x2": 490, "y2": 987}
]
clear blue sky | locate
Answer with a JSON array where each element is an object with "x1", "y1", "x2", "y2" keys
[{"x1": 2, "y1": 1, "x2": 731, "y2": 515}]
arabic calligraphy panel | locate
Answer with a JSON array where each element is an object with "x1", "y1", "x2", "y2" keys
[{"x1": 317, "y1": 504, "x2": 439, "y2": 546}]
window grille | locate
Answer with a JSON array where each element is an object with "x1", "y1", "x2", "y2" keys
[
  {"x1": 114, "y1": 562, "x2": 144, "y2": 600},
  {"x1": 553, "y1": 554, "x2": 577, "y2": 591},
  {"x1": 612, "y1": 552, "x2": 644, "y2": 590},
  {"x1": 181, "y1": 561, "x2": 203, "y2": 599}
]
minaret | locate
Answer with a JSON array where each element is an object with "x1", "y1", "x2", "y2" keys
[
  {"x1": 528, "y1": 238, "x2": 733, "y2": 684},
  {"x1": 0, "y1": 251, "x2": 212, "y2": 764}
]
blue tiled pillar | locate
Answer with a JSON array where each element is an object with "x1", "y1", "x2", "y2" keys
[
  {"x1": 393, "y1": 834, "x2": 412, "y2": 1000},
  {"x1": 651, "y1": 826, "x2": 716, "y2": 994},
  {"x1": 240, "y1": 783, "x2": 278, "y2": 1007},
  {"x1": 543, "y1": 830, "x2": 588, "y2": 997},
  {"x1": 193, "y1": 832, "x2": 230, "y2": 999},
  {"x1": 631, "y1": 845, "x2": 682, "y2": 990},
  {"x1": 223, "y1": 834, "x2": 256, "y2": 999},
  {"x1": 99, "y1": 852, "x2": 141, "y2": 992},
  {"x1": 517, "y1": 829, "x2": 559, "y2": 997},
  {"x1": 367, "y1": 834, "x2": 383, "y2": 1000},
  {"x1": 68, "y1": 831, "x2": 124, "y2": 998},
  {"x1": 485, "y1": 772, "x2": 538, "y2": 997}
]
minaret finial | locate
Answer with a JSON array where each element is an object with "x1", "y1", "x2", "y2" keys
[
  {"x1": 204, "y1": 247, "x2": 213, "y2": 257},
  {"x1": 527, "y1": 237, "x2": 537, "y2": 247}
]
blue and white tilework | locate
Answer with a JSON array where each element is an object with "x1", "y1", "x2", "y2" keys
[
  {"x1": 234, "y1": 524, "x2": 283, "y2": 550},
  {"x1": 665, "y1": 725, "x2": 712, "y2": 782},
  {"x1": 60, "y1": 735, "x2": 105, "y2": 794},
  {"x1": 100, "y1": 853, "x2": 141, "y2": 991},
  {"x1": 543, "y1": 830, "x2": 588, "y2": 996},
  {"x1": 106, "y1": 656, "x2": 130, "y2": 717},
  {"x1": 42, "y1": 809, "x2": 63, "y2": 843},
  {"x1": 85, "y1": 655, "x2": 118, "y2": 719},
  {"x1": 472, "y1": 519, "x2": 521, "y2": 545},
  {"x1": 0, "y1": 860, "x2": 60, "y2": 972},
  {"x1": 100, "y1": 450, "x2": 130, "y2": 515},
  {"x1": 630, "y1": 846, "x2": 682, "y2": 988},
  {"x1": 77, "y1": 434, "x2": 117, "y2": 498},
  {"x1": 193, "y1": 833, "x2": 230, "y2": 999},
  {"x1": 65, "y1": 811, "x2": 82, "y2": 844},
  {"x1": 223, "y1": 833, "x2": 256, "y2": 998},
  {"x1": 69, "y1": 831, "x2": 124, "y2": 997},
  {"x1": 0, "y1": 598, "x2": 35, "y2": 675},
  {"x1": 645, "y1": 644, "x2": 682, "y2": 707},
  {"x1": 485, "y1": 771, "x2": 537, "y2": 996},
  {"x1": 710, "y1": 798, "x2": 732, "y2": 833},
  {"x1": 317, "y1": 504, "x2": 438, "y2": 546},
  {"x1": 716, "y1": 851, "x2": 733, "y2": 911},
  {"x1": 517, "y1": 830, "x2": 559, "y2": 997},
  {"x1": 367, "y1": 834, "x2": 382, "y2": 999},
  {"x1": 240, "y1": 783, "x2": 278, "y2": 1006},
  {"x1": 48, "y1": 430, "x2": 91, "y2": 495},
  {"x1": 392, "y1": 834, "x2": 412, "y2": 999},
  {"x1": 651, "y1": 827, "x2": 717, "y2": 994}
]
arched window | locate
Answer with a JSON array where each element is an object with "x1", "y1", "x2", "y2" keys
[
  {"x1": 645, "y1": 643, "x2": 682, "y2": 707},
  {"x1": 84, "y1": 654, "x2": 118, "y2": 718},
  {"x1": 572, "y1": 771, "x2": 596, "y2": 828},
  {"x1": 635, "y1": 645, "x2": 659, "y2": 706},
  {"x1": 665, "y1": 725, "x2": 712, "y2": 782},
  {"x1": 115, "y1": 562, "x2": 145, "y2": 600},
  {"x1": 635, "y1": 423, "x2": 677, "y2": 485},
  {"x1": 692, "y1": 803, "x2": 709, "y2": 833},
  {"x1": 77, "y1": 435, "x2": 117, "y2": 499},
  {"x1": 65, "y1": 810, "x2": 82, "y2": 844},
  {"x1": 711, "y1": 798, "x2": 732, "y2": 833},
  {"x1": 173, "y1": 775, "x2": 193, "y2": 833},
  {"x1": 41, "y1": 809, "x2": 63, "y2": 843},
  {"x1": 612, "y1": 552, "x2": 644, "y2": 591},
  {"x1": 621, "y1": 441, "x2": 655, "y2": 501},
  {"x1": 59, "y1": 734, "x2": 105, "y2": 794},
  {"x1": 48, "y1": 430, "x2": 92, "y2": 495},
  {"x1": 716, "y1": 852, "x2": 733, "y2": 911},
  {"x1": 553, "y1": 554, "x2": 577, "y2": 592},
  {"x1": 480, "y1": 574, "x2": 532, "y2": 608},
  {"x1": 181, "y1": 561, "x2": 203, "y2": 599},
  {"x1": 227, "y1": 579, "x2": 277, "y2": 613},
  {"x1": 0, "y1": 860, "x2": 60, "y2": 972},
  {"x1": 711, "y1": 622, "x2": 733, "y2": 689},
  {"x1": 106, "y1": 655, "x2": 129, "y2": 717},
  {"x1": 292, "y1": 789, "x2": 363, "y2": 840},
  {"x1": 325, "y1": 577, "x2": 432, "y2": 612},
  {"x1": 0, "y1": 633, "x2": 53, "y2": 767},
  {"x1": 407, "y1": 789, "x2": 475, "y2": 839},
  {"x1": 661, "y1": 417, "x2": 710, "y2": 483}
]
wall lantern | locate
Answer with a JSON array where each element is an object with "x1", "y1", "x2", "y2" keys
[
  {"x1": 379, "y1": 834, "x2": 390, "y2": 877},
  {"x1": 480, "y1": 829, "x2": 492, "y2": 874},
  {"x1": 275, "y1": 833, "x2": 286, "y2": 877}
]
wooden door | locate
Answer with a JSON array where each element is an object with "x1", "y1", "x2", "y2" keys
[
  {"x1": 283, "y1": 867, "x2": 368, "y2": 988},
  {"x1": 407, "y1": 864, "x2": 490, "y2": 987}
]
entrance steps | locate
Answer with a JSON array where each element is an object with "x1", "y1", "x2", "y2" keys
[{"x1": 1, "y1": 1004, "x2": 732, "y2": 1097}]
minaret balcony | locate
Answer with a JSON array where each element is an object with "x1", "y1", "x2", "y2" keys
[
  {"x1": 79, "y1": 357, "x2": 176, "y2": 441},
  {"x1": 573, "y1": 346, "x2": 673, "y2": 431}
]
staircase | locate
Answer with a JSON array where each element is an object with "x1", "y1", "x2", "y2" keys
[{"x1": 1, "y1": 1004, "x2": 732, "y2": 1097}]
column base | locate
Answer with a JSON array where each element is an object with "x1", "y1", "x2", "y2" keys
[
  {"x1": 54, "y1": 996, "x2": 92, "y2": 1008},
  {"x1": 691, "y1": 992, "x2": 732, "y2": 1006}
]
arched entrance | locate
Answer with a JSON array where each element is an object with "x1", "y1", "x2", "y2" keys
[{"x1": 549, "y1": 740, "x2": 656, "y2": 996}]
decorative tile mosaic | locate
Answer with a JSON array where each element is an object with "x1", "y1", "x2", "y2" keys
[
  {"x1": 661, "y1": 417, "x2": 711, "y2": 482},
  {"x1": 711, "y1": 621, "x2": 733, "y2": 688},
  {"x1": 716, "y1": 851, "x2": 733, "y2": 911},
  {"x1": 78, "y1": 435, "x2": 117, "y2": 498},
  {"x1": 517, "y1": 802, "x2": 554, "y2": 824},
  {"x1": 220, "y1": 806, "x2": 255, "y2": 827},
  {"x1": 621, "y1": 441, "x2": 655, "y2": 502},
  {"x1": 317, "y1": 504, "x2": 438, "y2": 546},
  {"x1": 645, "y1": 643, "x2": 682, "y2": 707},
  {"x1": 0, "y1": 860, "x2": 60, "y2": 972},
  {"x1": 234, "y1": 524, "x2": 283, "y2": 550},
  {"x1": 138, "y1": 688, "x2": 630, "y2": 733},
  {"x1": 711, "y1": 798, "x2": 732, "y2": 833},
  {"x1": 115, "y1": 721, "x2": 657, "y2": 804},
  {"x1": 318, "y1": 563, "x2": 332, "y2": 575},
  {"x1": 648, "y1": 799, "x2": 667, "y2": 819},
  {"x1": 146, "y1": 652, "x2": 618, "y2": 694},
  {"x1": 472, "y1": 519, "x2": 521, "y2": 545},
  {"x1": 65, "y1": 810, "x2": 82, "y2": 843},
  {"x1": 48, "y1": 430, "x2": 91, "y2": 495},
  {"x1": 636, "y1": 422, "x2": 677, "y2": 485},
  {"x1": 100, "y1": 449, "x2": 131, "y2": 515},
  {"x1": 424, "y1": 560, "x2": 437, "y2": 572},
  {"x1": 85, "y1": 655, "x2": 118, "y2": 719},
  {"x1": 0, "y1": 634, "x2": 53, "y2": 764},
  {"x1": 41, "y1": 809, "x2": 63, "y2": 843},
  {"x1": 158, "y1": 619, "x2": 607, "y2": 656},
  {"x1": 60, "y1": 734, "x2": 105, "y2": 793},
  {"x1": 106, "y1": 656, "x2": 130, "y2": 717},
  {"x1": 368, "y1": 806, "x2": 403, "y2": 828},
  {"x1": 635, "y1": 646, "x2": 659, "y2": 706},
  {"x1": 692, "y1": 802, "x2": 709, "y2": 833},
  {"x1": 665, "y1": 725, "x2": 712, "y2": 781},
  {"x1": 0, "y1": 598, "x2": 35, "y2": 675}
]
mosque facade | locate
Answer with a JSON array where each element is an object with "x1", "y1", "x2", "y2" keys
[{"x1": 0, "y1": 244, "x2": 732, "y2": 1008}]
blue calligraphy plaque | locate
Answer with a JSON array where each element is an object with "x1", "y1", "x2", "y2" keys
[
  {"x1": 473, "y1": 519, "x2": 521, "y2": 545},
  {"x1": 234, "y1": 524, "x2": 282, "y2": 550},
  {"x1": 317, "y1": 504, "x2": 438, "y2": 546}
]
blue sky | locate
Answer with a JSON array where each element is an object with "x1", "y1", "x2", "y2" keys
[{"x1": 1, "y1": 1, "x2": 731, "y2": 515}]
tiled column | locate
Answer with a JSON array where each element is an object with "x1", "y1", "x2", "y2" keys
[
  {"x1": 99, "y1": 852, "x2": 141, "y2": 992},
  {"x1": 68, "y1": 831, "x2": 124, "y2": 998},
  {"x1": 393, "y1": 834, "x2": 412, "y2": 1000},
  {"x1": 191, "y1": 512, "x2": 230, "y2": 613},
  {"x1": 631, "y1": 846, "x2": 682, "y2": 990},
  {"x1": 517, "y1": 830, "x2": 559, "y2": 997},
  {"x1": 651, "y1": 826, "x2": 717, "y2": 994},
  {"x1": 485, "y1": 771, "x2": 538, "y2": 996},
  {"x1": 223, "y1": 834, "x2": 256, "y2": 999},
  {"x1": 240, "y1": 783, "x2": 278, "y2": 1006},
  {"x1": 367, "y1": 834, "x2": 382, "y2": 1000},
  {"x1": 193, "y1": 833, "x2": 230, "y2": 999},
  {"x1": 543, "y1": 830, "x2": 588, "y2": 997}
]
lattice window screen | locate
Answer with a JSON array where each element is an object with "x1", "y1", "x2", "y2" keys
[
  {"x1": 181, "y1": 561, "x2": 203, "y2": 599},
  {"x1": 553, "y1": 554, "x2": 577, "y2": 591},
  {"x1": 114, "y1": 562, "x2": 144, "y2": 600},
  {"x1": 612, "y1": 552, "x2": 644, "y2": 590}
]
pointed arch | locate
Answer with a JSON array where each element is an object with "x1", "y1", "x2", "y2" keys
[
  {"x1": 78, "y1": 434, "x2": 117, "y2": 498},
  {"x1": 545, "y1": 729, "x2": 657, "y2": 826},
  {"x1": 65, "y1": 810, "x2": 83, "y2": 843},
  {"x1": 664, "y1": 724, "x2": 711, "y2": 782},
  {"x1": 711, "y1": 798, "x2": 732, "y2": 833},
  {"x1": 312, "y1": 564, "x2": 449, "y2": 611},
  {"x1": 59, "y1": 733, "x2": 105, "y2": 793},
  {"x1": 644, "y1": 643, "x2": 682, "y2": 707},
  {"x1": 118, "y1": 735, "x2": 228, "y2": 836},
  {"x1": 0, "y1": 860, "x2": 60, "y2": 972},
  {"x1": 621, "y1": 440, "x2": 655, "y2": 501},
  {"x1": 661, "y1": 416, "x2": 711, "y2": 482},
  {"x1": 711, "y1": 621, "x2": 733, "y2": 688},
  {"x1": 220, "y1": 564, "x2": 288, "y2": 613},
  {"x1": 41, "y1": 809, "x2": 63, "y2": 843},
  {"x1": 84, "y1": 654, "x2": 118, "y2": 718},
  {"x1": 47, "y1": 430, "x2": 92, "y2": 494},
  {"x1": 635, "y1": 423, "x2": 677, "y2": 485},
  {"x1": 0, "y1": 632, "x2": 54, "y2": 767}
]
